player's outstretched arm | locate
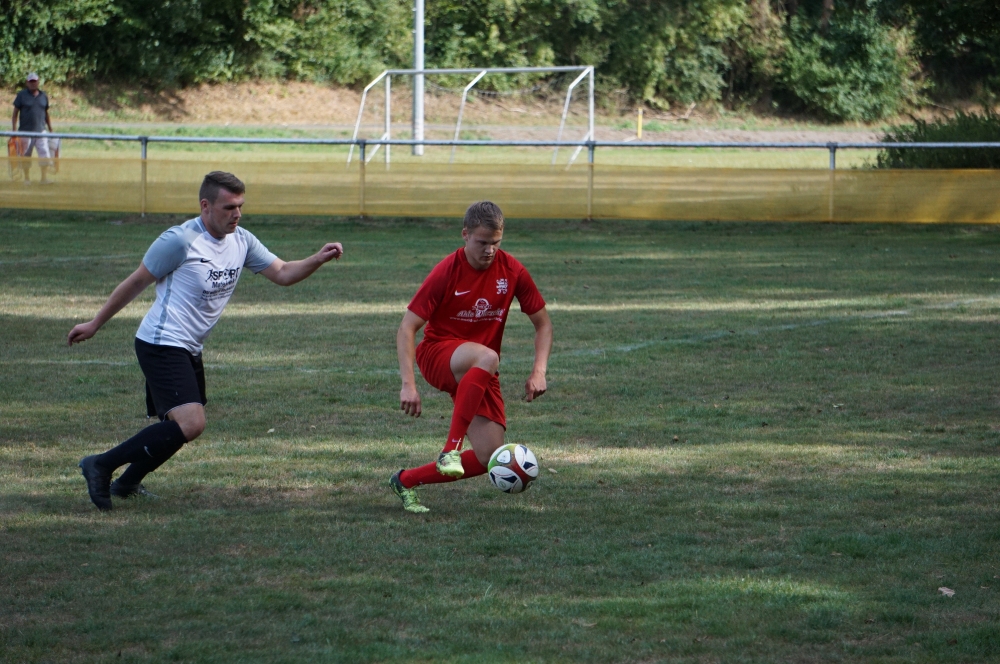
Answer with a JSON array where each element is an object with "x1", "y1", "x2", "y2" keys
[
  {"x1": 67, "y1": 264, "x2": 157, "y2": 346},
  {"x1": 397, "y1": 310, "x2": 427, "y2": 417},
  {"x1": 260, "y1": 242, "x2": 343, "y2": 287},
  {"x1": 524, "y1": 307, "x2": 553, "y2": 402}
]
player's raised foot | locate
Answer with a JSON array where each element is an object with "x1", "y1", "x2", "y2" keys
[
  {"x1": 79, "y1": 455, "x2": 113, "y2": 511},
  {"x1": 436, "y1": 450, "x2": 464, "y2": 478},
  {"x1": 110, "y1": 479, "x2": 158, "y2": 500},
  {"x1": 390, "y1": 470, "x2": 430, "y2": 513}
]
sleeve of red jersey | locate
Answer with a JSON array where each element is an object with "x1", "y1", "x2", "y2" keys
[
  {"x1": 407, "y1": 257, "x2": 451, "y2": 320},
  {"x1": 514, "y1": 263, "x2": 546, "y2": 315}
]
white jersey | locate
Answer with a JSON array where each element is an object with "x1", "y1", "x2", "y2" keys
[{"x1": 136, "y1": 217, "x2": 277, "y2": 354}]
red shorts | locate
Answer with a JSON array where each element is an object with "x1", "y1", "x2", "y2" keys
[{"x1": 416, "y1": 339, "x2": 506, "y2": 428}]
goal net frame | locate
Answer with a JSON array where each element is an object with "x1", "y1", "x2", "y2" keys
[{"x1": 347, "y1": 66, "x2": 595, "y2": 167}]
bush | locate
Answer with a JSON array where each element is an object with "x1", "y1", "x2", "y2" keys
[
  {"x1": 875, "y1": 110, "x2": 1000, "y2": 168},
  {"x1": 426, "y1": 0, "x2": 746, "y2": 104},
  {"x1": 3, "y1": 0, "x2": 990, "y2": 122},
  {"x1": 776, "y1": 11, "x2": 919, "y2": 121},
  {"x1": 0, "y1": 0, "x2": 115, "y2": 86},
  {"x1": 0, "y1": 0, "x2": 412, "y2": 88},
  {"x1": 879, "y1": 0, "x2": 1000, "y2": 100},
  {"x1": 724, "y1": 0, "x2": 788, "y2": 104}
]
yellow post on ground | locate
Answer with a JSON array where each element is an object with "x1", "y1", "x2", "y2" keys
[
  {"x1": 637, "y1": 108, "x2": 643, "y2": 140},
  {"x1": 140, "y1": 137, "x2": 148, "y2": 217},
  {"x1": 585, "y1": 141, "x2": 597, "y2": 220}
]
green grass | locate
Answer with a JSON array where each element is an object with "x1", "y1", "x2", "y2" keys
[
  {"x1": 50, "y1": 123, "x2": 874, "y2": 169},
  {"x1": 2, "y1": 211, "x2": 999, "y2": 662}
]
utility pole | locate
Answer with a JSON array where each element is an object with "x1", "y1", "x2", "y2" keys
[{"x1": 412, "y1": 0, "x2": 425, "y2": 156}]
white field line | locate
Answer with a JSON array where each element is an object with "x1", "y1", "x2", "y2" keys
[
  {"x1": 563, "y1": 297, "x2": 1000, "y2": 357},
  {"x1": 6, "y1": 359, "x2": 398, "y2": 374},
  {"x1": 0, "y1": 254, "x2": 141, "y2": 266},
  {"x1": 0, "y1": 299, "x2": 409, "y2": 318},
  {"x1": 4, "y1": 295, "x2": 998, "y2": 319},
  {"x1": 565, "y1": 310, "x2": 910, "y2": 356},
  {"x1": 8, "y1": 297, "x2": 999, "y2": 374}
]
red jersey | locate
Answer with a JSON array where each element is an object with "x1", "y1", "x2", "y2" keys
[{"x1": 408, "y1": 248, "x2": 546, "y2": 355}]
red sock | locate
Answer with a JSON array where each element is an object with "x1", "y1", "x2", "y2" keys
[
  {"x1": 442, "y1": 367, "x2": 493, "y2": 453},
  {"x1": 399, "y1": 450, "x2": 487, "y2": 488}
]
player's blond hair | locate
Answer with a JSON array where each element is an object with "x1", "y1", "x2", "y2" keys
[{"x1": 463, "y1": 201, "x2": 505, "y2": 232}]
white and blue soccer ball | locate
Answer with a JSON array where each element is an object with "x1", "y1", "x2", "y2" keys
[{"x1": 487, "y1": 443, "x2": 539, "y2": 494}]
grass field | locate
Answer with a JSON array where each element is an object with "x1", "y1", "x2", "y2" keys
[
  {"x1": 2, "y1": 211, "x2": 999, "y2": 662},
  {"x1": 51, "y1": 124, "x2": 877, "y2": 169}
]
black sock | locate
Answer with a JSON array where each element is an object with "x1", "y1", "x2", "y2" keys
[
  {"x1": 96, "y1": 420, "x2": 187, "y2": 473},
  {"x1": 115, "y1": 427, "x2": 186, "y2": 486}
]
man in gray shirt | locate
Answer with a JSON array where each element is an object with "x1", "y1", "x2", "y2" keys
[
  {"x1": 69, "y1": 171, "x2": 344, "y2": 511},
  {"x1": 11, "y1": 72, "x2": 54, "y2": 184}
]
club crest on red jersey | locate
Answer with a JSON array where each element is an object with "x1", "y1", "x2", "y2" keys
[{"x1": 497, "y1": 278, "x2": 508, "y2": 294}]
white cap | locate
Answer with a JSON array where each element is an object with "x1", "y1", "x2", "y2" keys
[{"x1": 26, "y1": 72, "x2": 39, "y2": 82}]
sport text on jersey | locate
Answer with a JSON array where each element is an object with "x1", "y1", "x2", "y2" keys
[
  {"x1": 203, "y1": 267, "x2": 241, "y2": 302},
  {"x1": 205, "y1": 267, "x2": 239, "y2": 283}
]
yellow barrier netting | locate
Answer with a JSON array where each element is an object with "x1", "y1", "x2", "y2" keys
[{"x1": 2, "y1": 157, "x2": 999, "y2": 222}]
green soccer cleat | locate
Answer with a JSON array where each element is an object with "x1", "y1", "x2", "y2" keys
[
  {"x1": 390, "y1": 470, "x2": 430, "y2": 513},
  {"x1": 435, "y1": 450, "x2": 464, "y2": 478}
]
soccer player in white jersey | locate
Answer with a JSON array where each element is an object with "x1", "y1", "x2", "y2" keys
[{"x1": 68, "y1": 171, "x2": 344, "y2": 511}]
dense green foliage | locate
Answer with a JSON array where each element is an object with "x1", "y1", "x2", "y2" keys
[
  {"x1": 776, "y1": 13, "x2": 916, "y2": 121},
  {"x1": 1, "y1": 0, "x2": 997, "y2": 119},
  {"x1": 875, "y1": 110, "x2": 1000, "y2": 169},
  {"x1": 878, "y1": 0, "x2": 1000, "y2": 99},
  {"x1": 0, "y1": 0, "x2": 412, "y2": 88}
]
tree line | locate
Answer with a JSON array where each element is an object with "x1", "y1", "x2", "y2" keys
[{"x1": 2, "y1": 0, "x2": 997, "y2": 121}]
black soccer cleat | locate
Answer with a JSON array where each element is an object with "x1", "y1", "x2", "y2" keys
[
  {"x1": 110, "y1": 480, "x2": 158, "y2": 500},
  {"x1": 79, "y1": 455, "x2": 113, "y2": 511}
]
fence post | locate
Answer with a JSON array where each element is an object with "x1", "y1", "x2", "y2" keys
[
  {"x1": 359, "y1": 140, "x2": 367, "y2": 217},
  {"x1": 586, "y1": 141, "x2": 595, "y2": 220},
  {"x1": 827, "y1": 142, "x2": 836, "y2": 221},
  {"x1": 140, "y1": 137, "x2": 148, "y2": 217}
]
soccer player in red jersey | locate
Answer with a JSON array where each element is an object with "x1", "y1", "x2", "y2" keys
[{"x1": 390, "y1": 201, "x2": 553, "y2": 513}]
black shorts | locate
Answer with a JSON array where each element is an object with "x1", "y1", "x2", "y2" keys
[{"x1": 135, "y1": 338, "x2": 207, "y2": 420}]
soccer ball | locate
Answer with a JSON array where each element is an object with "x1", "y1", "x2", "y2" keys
[{"x1": 487, "y1": 443, "x2": 539, "y2": 493}]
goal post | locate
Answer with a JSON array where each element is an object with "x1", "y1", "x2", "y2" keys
[{"x1": 347, "y1": 66, "x2": 595, "y2": 167}]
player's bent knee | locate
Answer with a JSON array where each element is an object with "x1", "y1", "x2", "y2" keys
[
  {"x1": 452, "y1": 343, "x2": 500, "y2": 380},
  {"x1": 476, "y1": 348, "x2": 500, "y2": 374},
  {"x1": 179, "y1": 420, "x2": 205, "y2": 442},
  {"x1": 168, "y1": 405, "x2": 206, "y2": 442}
]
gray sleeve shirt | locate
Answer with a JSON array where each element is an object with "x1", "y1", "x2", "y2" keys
[{"x1": 136, "y1": 217, "x2": 277, "y2": 353}]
